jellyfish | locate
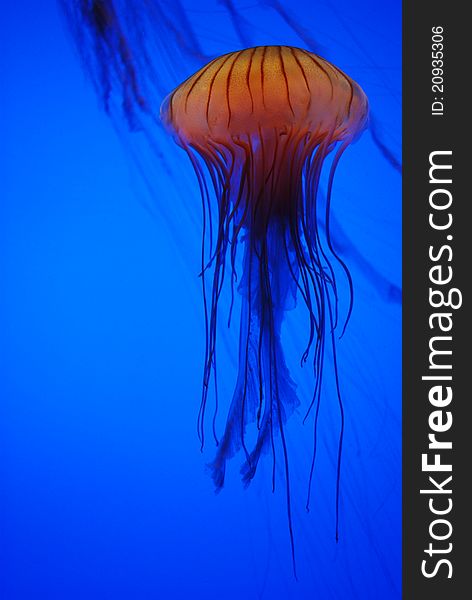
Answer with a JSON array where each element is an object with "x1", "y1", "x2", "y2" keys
[{"x1": 161, "y1": 45, "x2": 368, "y2": 566}]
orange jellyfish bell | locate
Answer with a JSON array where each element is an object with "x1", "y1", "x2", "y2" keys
[
  {"x1": 161, "y1": 46, "x2": 368, "y2": 567},
  {"x1": 162, "y1": 46, "x2": 367, "y2": 221},
  {"x1": 162, "y1": 45, "x2": 367, "y2": 143}
]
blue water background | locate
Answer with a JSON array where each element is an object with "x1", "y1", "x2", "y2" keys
[{"x1": 1, "y1": 1, "x2": 401, "y2": 598}]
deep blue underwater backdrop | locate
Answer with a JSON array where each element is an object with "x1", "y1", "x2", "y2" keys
[{"x1": 1, "y1": 1, "x2": 401, "y2": 598}]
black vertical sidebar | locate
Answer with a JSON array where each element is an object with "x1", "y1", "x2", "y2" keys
[{"x1": 403, "y1": 2, "x2": 469, "y2": 599}]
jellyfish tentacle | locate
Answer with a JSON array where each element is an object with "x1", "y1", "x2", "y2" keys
[
  {"x1": 206, "y1": 135, "x2": 265, "y2": 484},
  {"x1": 208, "y1": 294, "x2": 260, "y2": 489},
  {"x1": 260, "y1": 223, "x2": 298, "y2": 576},
  {"x1": 185, "y1": 149, "x2": 213, "y2": 450},
  {"x1": 324, "y1": 140, "x2": 355, "y2": 338},
  {"x1": 240, "y1": 242, "x2": 255, "y2": 466},
  {"x1": 326, "y1": 280, "x2": 345, "y2": 542},
  {"x1": 305, "y1": 278, "x2": 327, "y2": 511},
  {"x1": 189, "y1": 141, "x2": 238, "y2": 450},
  {"x1": 207, "y1": 237, "x2": 266, "y2": 488},
  {"x1": 286, "y1": 143, "x2": 323, "y2": 363},
  {"x1": 306, "y1": 136, "x2": 341, "y2": 326}
]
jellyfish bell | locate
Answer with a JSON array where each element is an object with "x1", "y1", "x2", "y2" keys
[
  {"x1": 161, "y1": 47, "x2": 367, "y2": 220},
  {"x1": 160, "y1": 45, "x2": 368, "y2": 565},
  {"x1": 160, "y1": 46, "x2": 367, "y2": 141}
]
